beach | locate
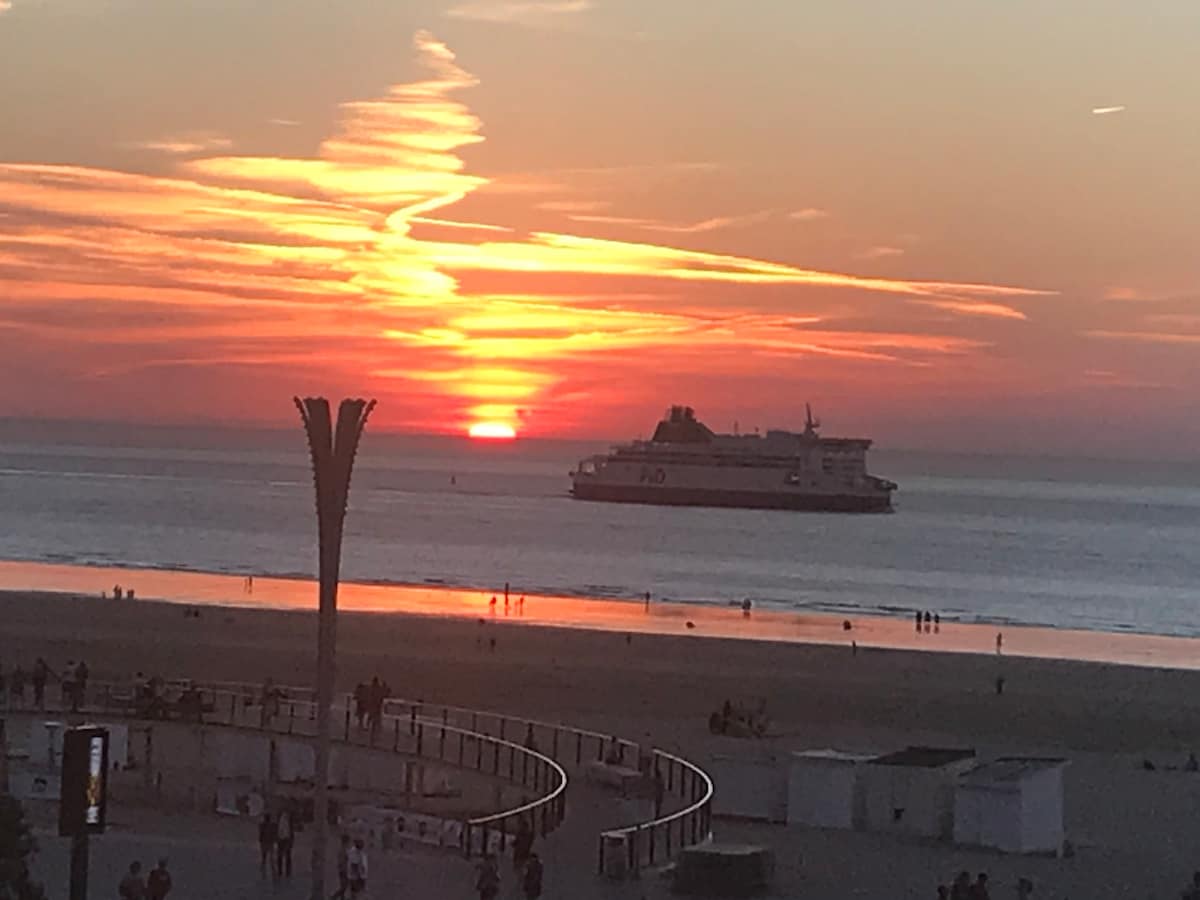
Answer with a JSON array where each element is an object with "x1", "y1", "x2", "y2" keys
[{"x1": 5, "y1": 586, "x2": 1200, "y2": 896}]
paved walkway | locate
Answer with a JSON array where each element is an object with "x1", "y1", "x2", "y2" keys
[{"x1": 28, "y1": 782, "x2": 662, "y2": 899}]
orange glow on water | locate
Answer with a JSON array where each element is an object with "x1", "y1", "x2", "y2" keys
[{"x1": 467, "y1": 421, "x2": 517, "y2": 440}]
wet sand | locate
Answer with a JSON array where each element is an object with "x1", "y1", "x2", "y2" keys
[{"x1": 2, "y1": 558, "x2": 1199, "y2": 671}]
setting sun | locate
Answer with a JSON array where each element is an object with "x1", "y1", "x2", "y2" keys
[{"x1": 468, "y1": 422, "x2": 517, "y2": 440}]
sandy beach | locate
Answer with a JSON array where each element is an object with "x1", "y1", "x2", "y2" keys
[{"x1": 5, "y1": 583, "x2": 1200, "y2": 897}]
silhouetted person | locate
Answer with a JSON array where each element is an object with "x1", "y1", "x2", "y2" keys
[
  {"x1": 31, "y1": 657, "x2": 49, "y2": 709},
  {"x1": 995, "y1": 674, "x2": 1006, "y2": 695},
  {"x1": 644, "y1": 591, "x2": 651, "y2": 612},
  {"x1": 969, "y1": 872, "x2": 990, "y2": 900},
  {"x1": 512, "y1": 817, "x2": 534, "y2": 873},
  {"x1": 475, "y1": 853, "x2": 500, "y2": 900},
  {"x1": 915, "y1": 610, "x2": 923, "y2": 633},
  {"x1": 1187, "y1": 751, "x2": 1199, "y2": 772},
  {"x1": 950, "y1": 871, "x2": 971, "y2": 900},
  {"x1": 346, "y1": 838, "x2": 368, "y2": 896},
  {"x1": 147, "y1": 858, "x2": 172, "y2": 900},
  {"x1": 933, "y1": 612, "x2": 941, "y2": 632},
  {"x1": 119, "y1": 861, "x2": 146, "y2": 900},
  {"x1": 114, "y1": 584, "x2": 123, "y2": 601},
  {"x1": 334, "y1": 834, "x2": 352, "y2": 899},
  {"x1": 9, "y1": 665, "x2": 24, "y2": 707},
  {"x1": 522, "y1": 853, "x2": 544, "y2": 899},
  {"x1": 275, "y1": 808, "x2": 294, "y2": 877},
  {"x1": 996, "y1": 632, "x2": 1003, "y2": 654},
  {"x1": 73, "y1": 659, "x2": 89, "y2": 710},
  {"x1": 353, "y1": 682, "x2": 368, "y2": 729},
  {"x1": 489, "y1": 595, "x2": 497, "y2": 614},
  {"x1": 258, "y1": 813, "x2": 276, "y2": 876},
  {"x1": 924, "y1": 610, "x2": 932, "y2": 633},
  {"x1": 742, "y1": 597, "x2": 752, "y2": 617}
]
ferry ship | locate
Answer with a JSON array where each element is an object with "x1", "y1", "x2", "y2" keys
[{"x1": 570, "y1": 405, "x2": 896, "y2": 513}]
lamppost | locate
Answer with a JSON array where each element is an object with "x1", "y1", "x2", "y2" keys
[{"x1": 295, "y1": 396, "x2": 375, "y2": 900}]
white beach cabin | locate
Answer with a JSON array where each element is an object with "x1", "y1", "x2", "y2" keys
[
  {"x1": 861, "y1": 747, "x2": 976, "y2": 839},
  {"x1": 953, "y1": 757, "x2": 1068, "y2": 854},
  {"x1": 787, "y1": 749, "x2": 873, "y2": 830},
  {"x1": 709, "y1": 751, "x2": 788, "y2": 822}
]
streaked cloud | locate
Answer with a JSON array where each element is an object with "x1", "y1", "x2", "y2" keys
[
  {"x1": 1086, "y1": 330, "x2": 1200, "y2": 345},
  {"x1": 1091, "y1": 105, "x2": 1126, "y2": 115},
  {"x1": 858, "y1": 246, "x2": 905, "y2": 260},
  {"x1": 538, "y1": 199, "x2": 611, "y2": 213},
  {"x1": 446, "y1": 0, "x2": 591, "y2": 27},
  {"x1": 914, "y1": 299, "x2": 1028, "y2": 321},
  {"x1": 127, "y1": 133, "x2": 233, "y2": 155},
  {"x1": 0, "y1": 29, "x2": 1056, "y2": 435},
  {"x1": 268, "y1": 118, "x2": 302, "y2": 127},
  {"x1": 788, "y1": 208, "x2": 829, "y2": 221}
]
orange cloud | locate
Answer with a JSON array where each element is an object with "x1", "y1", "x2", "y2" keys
[{"x1": 0, "y1": 29, "x2": 1055, "y2": 436}]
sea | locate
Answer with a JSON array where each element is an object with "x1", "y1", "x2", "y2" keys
[{"x1": 0, "y1": 418, "x2": 1198, "y2": 639}]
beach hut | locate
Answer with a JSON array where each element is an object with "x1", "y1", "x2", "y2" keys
[
  {"x1": 953, "y1": 757, "x2": 1068, "y2": 854},
  {"x1": 709, "y1": 751, "x2": 788, "y2": 822},
  {"x1": 787, "y1": 749, "x2": 873, "y2": 830},
  {"x1": 861, "y1": 746, "x2": 976, "y2": 839}
]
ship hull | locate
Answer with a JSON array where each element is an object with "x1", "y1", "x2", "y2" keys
[{"x1": 571, "y1": 482, "x2": 892, "y2": 513}]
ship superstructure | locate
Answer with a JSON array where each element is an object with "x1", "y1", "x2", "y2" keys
[{"x1": 570, "y1": 405, "x2": 896, "y2": 512}]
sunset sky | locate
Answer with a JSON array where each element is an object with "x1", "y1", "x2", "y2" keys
[{"x1": 1, "y1": 1, "x2": 1197, "y2": 455}]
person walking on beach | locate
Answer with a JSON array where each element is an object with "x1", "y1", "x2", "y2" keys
[
  {"x1": 258, "y1": 812, "x2": 277, "y2": 876},
  {"x1": 512, "y1": 817, "x2": 534, "y2": 873},
  {"x1": 276, "y1": 807, "x2": 294, "y2": 877},
  {"x1": 8, "y1": 665, "x2": 23, "y2": 708},
  {"x1": 995, "y1": 632, "x2": 1003, "y2": 655},
  {"x1": 118, "y1": 860, "x2": 147, "y2": 900},
  {"x1": 346, "y1": 838, "x2": 368, "y2": 896},
  {"x1": 950, "y1": 870, "x2": 971, "y2": 900},
  {"x1": 31, "y1": 658, "x2": 50, "y2": 710},
  {"x1": 475, "y1": 853, "x2": 500, "y2": 900},
  {"x1": 489, "y1": 595, "x2": 497, "y2": 614},
  {"x1": 915, "y1": 610, "x2": 923, "y2": 633},
  {"x1": 147, "y1": 858, "x2": 172, "y2": 900},
  {"x1": 333, "y1": 834, "x2": 352, "y2": 899},
  {"x1": 521, "y1": 852, "x2": 544, "y2": 899},
  {"x1": 74, "y1": 659, "x2": 89, "y2": 710}
]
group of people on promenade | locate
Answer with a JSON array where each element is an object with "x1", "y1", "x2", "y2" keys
[
  {"x1": 935, "y1": 870, "x2": 996, "y2": 899},
  {"x1": 257, "y1": 807, "x2": 298, "y2": 880},
  {"x1": 474, "y1": 817, "x2": 543, "y2": 899},
  {"x1": 117, "y1": 858, "x2": 172, "y2": 900},
  {"x1": 353, "y1": 676, "x2": 392, "y2": 732},
  {"x1": 0, "y1": 656, "x2": 89, "y2": 711}
]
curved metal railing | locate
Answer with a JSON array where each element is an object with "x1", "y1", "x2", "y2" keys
[
  {"x1": 10, "y1": 679, "x2": 566, "y2": 857},
  {"x1": 597, "y1": 748, "x2": 714, "y2": 877},
  {"x1": 376, "y1": 696, "x2": 713, "y2": 875}
]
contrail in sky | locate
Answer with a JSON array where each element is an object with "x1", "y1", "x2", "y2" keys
[{"x1": 1092, "y1": 105, "x2": 1126, "y2": 115}]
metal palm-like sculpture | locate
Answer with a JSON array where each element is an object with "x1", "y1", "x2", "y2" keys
[{"x1": 295, "y1": 396, "x2": 375, "y2": 899}]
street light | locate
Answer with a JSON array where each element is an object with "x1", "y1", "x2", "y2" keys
[{"x1": 295, "y1": 396, "x2": 375, "y2": 900}]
